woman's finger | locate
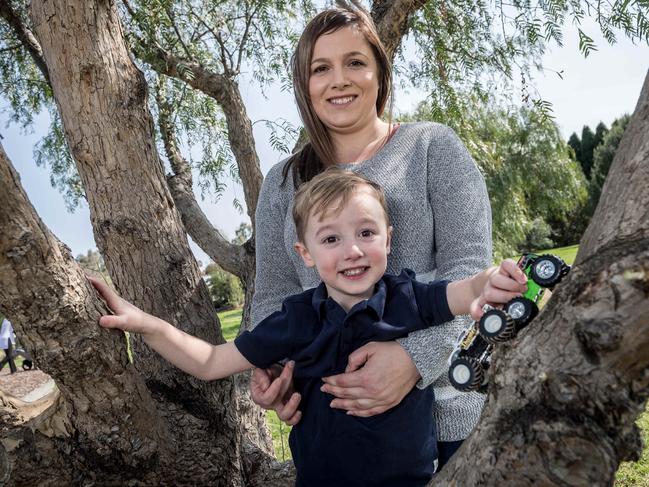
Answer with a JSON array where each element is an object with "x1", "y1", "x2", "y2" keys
[
  {"x1": 276, "y1": 392, "x2": 302, "y2": 423},
  {"x1": 320, "y1": 382, "x2": 366, "y2": 399}
]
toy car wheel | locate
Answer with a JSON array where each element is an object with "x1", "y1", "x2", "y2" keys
[
  {"x1": 448, "y1": 357, "x2": 484, "y2": 392},
  {"x1": 22, "y1": 359, "x2": 33, "y2": 371},
  {"x1": 530, "y1": 255, "x2": 564, "y2": 287},
  {"x1": 505, "y1": 297, "x2": 538, "y2": 326},
  {"x1": 478, "y1": 308, "x2": 515, "y2": 344}
]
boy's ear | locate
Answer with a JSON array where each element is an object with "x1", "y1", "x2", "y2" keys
[
  {"x1": 386, "y1": 226, "x2": 393, "y2": 255},
  {"x1": 294, "y1": 242, "x2": 315, "y2": 268}
]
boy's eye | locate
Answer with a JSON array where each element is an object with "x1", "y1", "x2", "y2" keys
[
  {"x1": 322, "y1": 236, "x2": 338, "y2": 244},
  {"x1": 360, "y1": 229, "x2": 375, "y2": 238}
]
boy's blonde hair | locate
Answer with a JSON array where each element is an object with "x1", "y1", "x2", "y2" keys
[{"x1": 293, "y1": 167, "x2": 390, "y2": 242}]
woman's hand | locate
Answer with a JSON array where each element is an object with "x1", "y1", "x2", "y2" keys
[
  {"x1": 321, "y1": 341, "x2": 420, "y2": 417},
  {"x1": 250, "y1": 361, "x2": 302, "y2": 426}
]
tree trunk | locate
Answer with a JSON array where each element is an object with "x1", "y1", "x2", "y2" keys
[
  {"x1": 432, "y1": 69, "x2": 649, "y2": 486},
  {"x1": 1, "y1": 0, "x2": 280, "y2": 484}
]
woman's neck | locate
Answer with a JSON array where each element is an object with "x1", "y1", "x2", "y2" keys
[{"x1": 330, "y1": 119, "x2": 391, "y2": 164}]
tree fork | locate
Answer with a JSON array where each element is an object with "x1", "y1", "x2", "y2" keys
[{"x1": 0, "y1": 142, "x2": 169, "y2": 482}]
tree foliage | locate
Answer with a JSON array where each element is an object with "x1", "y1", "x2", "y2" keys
[
  {"x1": 407, "y1": 97, "x2": 588, "y2": 257},
  {"x1": 204, "y1": 262, "x2": 244, "y2": 309},
  {"x1": 2, "y1": 0, "x2": 649, "y2": 211},
  {"x1": 589, "y1": 114, "x2": 631, "y2": 212}
]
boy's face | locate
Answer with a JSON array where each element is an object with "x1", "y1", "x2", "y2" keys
[{"x1": 295, "y1": 186, "x2": 392, "y2": 311}]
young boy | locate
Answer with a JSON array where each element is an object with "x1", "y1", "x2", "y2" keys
[{"x1": 92, "y1": 168, "x2": 527, "y2": 487}]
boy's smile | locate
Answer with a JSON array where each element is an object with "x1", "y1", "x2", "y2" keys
[{"x1": 295, "y1": 186, "x2": 392, "y2": 312}]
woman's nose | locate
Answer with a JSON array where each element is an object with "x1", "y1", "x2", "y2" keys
[{"x1": 331, "y1": 67, "x2": 351, "y2": 89}]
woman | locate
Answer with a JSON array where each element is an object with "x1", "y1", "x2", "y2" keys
[{"x1": 250, "y1": 6, "x2": 492, "y2": 469}]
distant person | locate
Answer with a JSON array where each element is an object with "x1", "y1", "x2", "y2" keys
[
  {"x1": 92, "y1": 170, "x2": 526, "y2": 486},
  {"x1": 1, "y1": 318, "x2": 17, "y2": 373}
]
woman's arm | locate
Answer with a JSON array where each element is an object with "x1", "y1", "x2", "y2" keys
[
  {"x1": 398, "y1": 124, "x2": 493, "y2": 388},
  {"x1": 249, "y1": 163, "x2": 304, "y2": 423}
]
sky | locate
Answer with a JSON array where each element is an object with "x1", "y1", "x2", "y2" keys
[{"x1": 1, "y1": 17, "x2": 648, "y2": 267}]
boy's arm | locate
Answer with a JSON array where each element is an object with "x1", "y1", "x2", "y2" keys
[
  {"x1": 90, "y1": 277, "x2": 253, "y2": 380},
  {"x1": 446, "y1": 260, "x2": 528, "y2": 319}
]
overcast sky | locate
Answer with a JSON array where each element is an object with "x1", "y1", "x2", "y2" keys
[{"x1": 1, "y1": 18, "x2": 648, "y2": 266}]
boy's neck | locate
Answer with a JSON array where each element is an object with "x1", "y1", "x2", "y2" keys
[{"x1": 323, "y1": 283, "x2": 377, "y2": 313}]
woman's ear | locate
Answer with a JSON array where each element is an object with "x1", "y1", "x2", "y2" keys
[{"x1": 294, "y1": 242, "x2": 315, "y2": 267}]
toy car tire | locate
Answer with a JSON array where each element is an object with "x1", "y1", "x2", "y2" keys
[
  {"x1": 478, "y1": 308, "x2": 515, "y2": 344},
  {"x1": 22, "y1": 359, "x2": 33, "y2": 371},
  {"x1": 530, "y1": 255, "x2": 565, "y2": 287},
  {"x1": 448, "y1": 357, "x2": 484, "y2": 391},
  {"x1": 505, "y1": 297, "x2": 538, "y2": 326}
]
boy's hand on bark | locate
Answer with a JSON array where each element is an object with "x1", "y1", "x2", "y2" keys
[{"x1": 89, "y1": 276, "x2": 149, "y2": 334}]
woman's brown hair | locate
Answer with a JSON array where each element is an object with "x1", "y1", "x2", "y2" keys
[{"x1": 282, "y1": 6, "x2": 393, "y2": 188}]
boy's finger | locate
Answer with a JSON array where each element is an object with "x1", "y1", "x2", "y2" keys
[
  {"x1": 99, "y1": 315, "x2": 124, "y2": 329},
  {"x1": 88, "y1": 276, "x2": 122, "y2": 308},
  {"x1": 500, "y1": 259, "x2": 527, "y2": 284},
  {"x1": 483, "y1": 289, "x2": 523, "y2": 306},
  {"x1": 490, "y1": 272, "x2": 527, "y2": 292},
  {"x1": 469, "y1": 298, "x2": 484, "y2": 321}
]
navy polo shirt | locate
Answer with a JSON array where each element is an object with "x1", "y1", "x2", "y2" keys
[{"x1": 235, "y1": 269, "x2": 453, "y2": 487}]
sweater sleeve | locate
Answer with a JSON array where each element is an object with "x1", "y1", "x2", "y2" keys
[
  {"x1": 398, "y1": 125, "x2": 493, "y2": 388},
  {"x1": 250, "y1": 163, "x2": 304, "y2": 328}
]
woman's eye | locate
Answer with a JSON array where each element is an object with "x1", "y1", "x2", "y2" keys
[
  {"x1": 349, "y1": 59, "x2": 365, "y2": 67},
  {"x1": 312, "y1": 65, "x2": 328, "y2": 74}
]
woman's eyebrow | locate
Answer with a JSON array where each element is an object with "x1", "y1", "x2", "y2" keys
[{"x1": 311, "y1": 51, "x2": 369, "y2": 64}]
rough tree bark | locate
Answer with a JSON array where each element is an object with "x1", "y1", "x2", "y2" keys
[
  {"x1": 432, "y1": 70, "x2": 649, "y2": 486},
  {"x1": 0, "y1": 0, "x2": 283, "y2": 484}
]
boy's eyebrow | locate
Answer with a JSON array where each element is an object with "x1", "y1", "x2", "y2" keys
[
  {"x1": 311, "y1": 51, "x2": 369, "y2": 64},
  {"x1": 313, "y1": 217, "x2": 380, "y2": 238}
]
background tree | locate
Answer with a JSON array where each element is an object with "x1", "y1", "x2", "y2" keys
[
  {"x1": 0, "y1": 0, "x2": 648, "y2": 484},
  {"x1": 567, "y1": 132, "x2": 582, "y2": 162},
  {"x1": 205, "y1": 262, "x2": 245, "y2": 310},
  {"x1": 407, "y1": 98, "x2": 587, "y2": 257},
  {"x1": 579, "y1": 124, "x2": 597, "y2": 179},
  {"x1": 589, "y1": 114, "x2": 631, "y2": 213}
]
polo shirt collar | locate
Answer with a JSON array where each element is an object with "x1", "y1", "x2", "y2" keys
[{"x1": 311, "y1": 277, "x2": 388, "y2": 321}]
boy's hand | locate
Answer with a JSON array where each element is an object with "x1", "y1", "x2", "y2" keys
[
  {"x1": 470, "y1": 259, "x2": 528, "y2": 320},
  {"x1": 89, "y1": 276, "x2": 151, "y2": 334}
]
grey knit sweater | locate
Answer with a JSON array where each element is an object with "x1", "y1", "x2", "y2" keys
[{"x1": 251, "y1": 121, "x2": 492, "y2": 441}]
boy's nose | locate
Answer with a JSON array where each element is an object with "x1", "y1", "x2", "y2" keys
[{"x1": 344, "y1": 243, "x2": 364, "y2": 259}]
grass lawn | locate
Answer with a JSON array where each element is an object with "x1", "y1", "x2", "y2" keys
[
  {"x1": 218, "y1": 308, "x2": 292, "y2": 460},
  {"x1": 218, "y1": 245, "x2": 649, "y2": 476}
]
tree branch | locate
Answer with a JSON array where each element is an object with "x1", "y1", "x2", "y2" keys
[
  {"x1": 0, "y1": 0, "x2": 50, "y2": 84},
  {"x1": 134, "y1": 40, "x2": 263, "y2": 227},
  {"x1": 156, "y1": 83, "x2": 248, "y2": 278},
  {"x1": 371, "y1": 0, "x2": 427, "y2": 63},
  {"x1": 0, "y1": 142, "x2": 168, "y2": 472}
]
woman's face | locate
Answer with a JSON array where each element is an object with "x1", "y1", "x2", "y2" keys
[{"x1": 308, "y1": 26, "x2": 380, "y2": 136}]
